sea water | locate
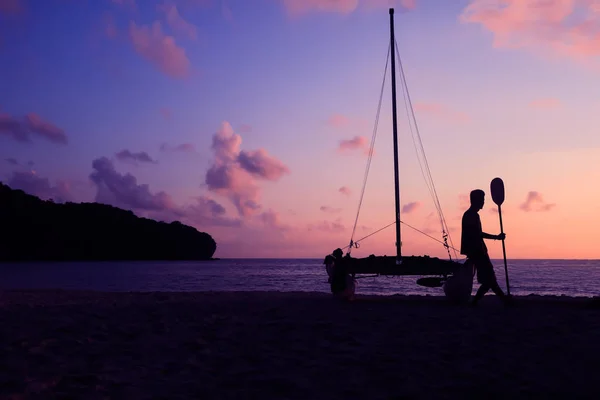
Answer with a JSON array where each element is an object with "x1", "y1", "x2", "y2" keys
[{"x1": 0, "y1": 259, "x2": 598, "y2": 297}]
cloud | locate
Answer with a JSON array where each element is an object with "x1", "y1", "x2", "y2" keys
[
  {"x1": 115, "y1": 149, "x2": 158, "y2": 165},
  {"x1": 239, "y1": 124, "x2": 252, "y2": 133},
  {"x1": 129, "y1": 21, "x2": 190, "y2": 79},
  {"x1": 159, "y1": 142, "x2": 196, "y2": 153},
  {"x1": 104, "y1": 13, "x2": 118, "y2": 39},
  {"x1": 520, "y1": 191, "x2": 556, "y2": 212},
  {"x1": 160, "y1": 107, "x2": 172, "y2": 120},
  {"x1": 339, "y1": 186, "x2": 352, "y2": 196},
  {"x1": 327, "y1": 113, "x2": 351, "y2": 128},
  {"x1": 179, "y1": 196, "x2": 242, "y2": 227},
  {"x1": 338, "y1": 135, "x2": 370, "y2": 155},
  {"x1": 157, "y1": 2, "x2": 198, "y2": 40},
  {"x1": 111, "y1": 0, "x2": 136, "y2": 10},
  {"x1": 237, "y1": 149, "x2": 290, "y2": 181},
  {"x1": 0, "y1": 112, "x2": 68, "y2": 144},
  {"x1": 282, "y1": 0, "x2": 416, "y2": 17},
  {"x1": 528, "y1": 97, "x2": 562, "y2": 109},
  {"x1": 401, "y1": 201, "x2": 420, "y2": 214},
  {"x1": 459, "y1": 0, "x2": 600, "y2": 63},
  {"x1": 222, "y1": 0, "x2": 234, "y2": 24},
  {"x1": 259, "y1": 209, "x2": 291, "y2": 231},
  {"x1": 90, "y1": 157, "x2": 174, "y2": 211},
  {"x1": 5, "y1": 157, "x2": 18, "y2": 165},
  {"x1": 7, "y1": 170, "x2": 72, "y2": 203},
  {"x1": 0, "y1": 0, "x2": 23, "y2": 15},
  {"x1": 89, "y1": 156, "x2": 239, "y2": 227},
  {"x1": 414, "y1": 102, "x2": 470, "y2": 124},
  {"x1": 320, "y1": 205, "x2": 342, "y2": 214},
  {"x1": 308, "y1": 218, "x2": 346, "y2": 233},
  {"x1": 204, "y1": 121, "x2": 290, "y2": 217}
]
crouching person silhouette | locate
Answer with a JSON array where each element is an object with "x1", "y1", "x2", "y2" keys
[{"x1": 323, "y1": 248, "x2": 356, "y2": 301}]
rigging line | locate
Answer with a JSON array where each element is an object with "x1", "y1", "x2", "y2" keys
[
  {"x1": 393, "y1": 39, "x2": 445, "y2": 249},
  {"x1": 341, "y1": 219, "x2": 462, "y2": 254},
  {"x1": 394, "y1": 40, "x2": 459, "y2": 260},
  {"x1": 347, "y1": 42, "x2": 391, "y2": 252}
]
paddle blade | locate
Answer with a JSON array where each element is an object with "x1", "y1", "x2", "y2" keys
[{"x1": 490, "y1": 177, "x2": 505, "y2": 206}]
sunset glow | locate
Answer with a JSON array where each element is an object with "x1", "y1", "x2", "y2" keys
[{"x1": 2, "y1": 0, "x2": 599, "y2": 259}]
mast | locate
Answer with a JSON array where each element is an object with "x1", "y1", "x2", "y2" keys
[{"x1": 389, "y1": 8, "x2": 402, "y2": 261}]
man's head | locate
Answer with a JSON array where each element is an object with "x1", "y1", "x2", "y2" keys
[{"x1": 470, "y1": 189, "x2": 485, "y2": 210}]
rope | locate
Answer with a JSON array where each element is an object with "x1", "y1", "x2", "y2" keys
[
  {"x1": 394, "y1": 39, "x2": 459, "y2": 261},
  {"x1": 346, "y1": 42, "x2": 391, "y2": 256},
  {"x1": 342, "y1": 219, "x2": 462, "y2": 254},
  {"x1": 341, "y1": 28, "x2": 461, "y2": 262}
]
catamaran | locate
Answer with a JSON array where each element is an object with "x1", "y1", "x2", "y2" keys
[{"x1": 323, "y1": 8, "x2": 474, "y2": 301}]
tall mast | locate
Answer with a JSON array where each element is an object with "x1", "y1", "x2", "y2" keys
[{"x1": 389, "y1": 8, "x2": 402, "y2": 261}]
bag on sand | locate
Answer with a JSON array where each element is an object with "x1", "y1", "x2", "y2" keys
[{"x1": 443, "y1": 260, "x2": 474, "y2": 304}]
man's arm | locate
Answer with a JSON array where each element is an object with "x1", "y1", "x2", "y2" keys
[{"x1": 482, "y1": 232, "x2": 505, "y2": 240}]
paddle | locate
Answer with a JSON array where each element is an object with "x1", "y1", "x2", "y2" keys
[{"x1": 490, "y1": 177, "x2": 510, "y2": 295}]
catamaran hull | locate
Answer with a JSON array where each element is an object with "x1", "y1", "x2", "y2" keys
[
  {"x1": 343, "y1": 255, "x2": 460, "y2": 276},
  {"x1": 324, "y1": 254, "x2": 474, "y2": 302}
]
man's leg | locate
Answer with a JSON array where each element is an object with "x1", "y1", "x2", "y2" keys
[{"x1": 472, "y1": 284, "x2": 490, "y2": 304}]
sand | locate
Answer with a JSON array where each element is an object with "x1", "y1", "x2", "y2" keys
[{"x1": 0, "y1": 290, "x2": 599, "y2": 399}]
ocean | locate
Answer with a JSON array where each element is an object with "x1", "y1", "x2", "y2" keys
[{"x1": 0, "y1": 259, "x2": 598, "y2": 297}]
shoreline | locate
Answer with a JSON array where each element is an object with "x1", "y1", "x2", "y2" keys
[{"x1": 1, "y1": 290, "x2": 598, "y2": 399}]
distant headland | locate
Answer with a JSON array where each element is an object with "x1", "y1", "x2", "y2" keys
[{"x1": 0, "y1": 183, "x2": 217, "y2": 261}]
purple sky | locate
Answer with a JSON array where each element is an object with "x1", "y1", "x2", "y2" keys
[{"x1": 2, "y1": 0, "x2": 600, "y2": 259}]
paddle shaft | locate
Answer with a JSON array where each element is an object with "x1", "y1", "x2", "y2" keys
[{"x1": 497, "y1": 204, "x2": 510, "y2": 295}]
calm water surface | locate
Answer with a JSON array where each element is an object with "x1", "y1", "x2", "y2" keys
[{"x1": 0, "y1": 259, "x2": 598, "y2": 297}]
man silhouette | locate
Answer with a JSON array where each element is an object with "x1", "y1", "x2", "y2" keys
[{"x1": 461, "y1": 189, "x2": 511, "y2": 306}]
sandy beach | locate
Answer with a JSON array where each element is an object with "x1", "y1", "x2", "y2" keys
[{"x1": 0, "y1": 290, "x2": 598, "y2": 399}]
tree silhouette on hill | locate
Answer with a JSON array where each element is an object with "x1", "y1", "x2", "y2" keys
[{"x1": 0, "y1": 183, "x2": 217, "y2": 261}]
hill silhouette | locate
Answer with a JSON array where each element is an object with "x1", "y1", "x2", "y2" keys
[{"x1": 0, "y1": 183, "x2": 217, "y2": 261}]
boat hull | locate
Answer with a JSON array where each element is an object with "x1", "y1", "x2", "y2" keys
[{"x1": 343, "y1": 254, "x2": 461, "y2": 276}]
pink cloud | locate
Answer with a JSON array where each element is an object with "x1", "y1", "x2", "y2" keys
[
  {"x1": 460, "y1": 0, "x2": 600, "y2": 63},
  {"x1": 115, "y1": 149, "x2": 158, "y2": 165},
  {"x1": 0, "y1": 112, "x2": 68, "y2": 144},
  {"x1": 308, "y1": 218, "x2": 346, "y2": 233},
  {"x1": 204, "y1": 121, "x2": 290, "y2": 217},
  {"x1": 112, "y1": 0, "x2": 136, "y2": 9},
  {"x1": 327, "y1": 113, "x2": 351, "y2": 128},
  {"x1": 401, "y1": 201, "x2": 420, "y2": 214},
  {"x1": 528, "y1": 97, "x2": 562, "y2": 109},
  {"x1": 339, "y1": 186, "x2": 352, "y2": 196},
  {"x1": 237, "y1": 149, "x2": 290, "y2": 181},
  {"x1": 282, "y1": 0, "x2": 417, "y2": 16},
  {"x1": 414, "y1": 102, "x2": 470, "y2": 124},
  {"x1": 157, "y1": 2, "x2": 198, "y2": 40},
  {"x1": 222, "y1": 0, "x2": 234, "y2": 24},
  {"x1": 520, "y1": 191, "x2": 556, "y2": 212},
  {"x1": 259, "y1": 209, "x2": 290, "y2": 231},
  {"x1": 160, "y1": 107, "x2": 172, "y2": 120},
  {"x1": 239, "y1": 124, "x2": 252, "y2": 133},
  {"x1": 320, "y1": 205, "x2": 342, "y2": 214},
  {"x1": 0, "y1": 0, "x2": 23, "y2": 14},
  {"x1": 283, "y1": 0, "x2": 359, "y2": 16},
  {"x1": 129, "y1": 21, "x2": 190, "y2": 79},
  {"x1": 338, "y1": 135, "x2": 370, "y2": 155},
  {"x1": 104, "y1": 14, "x2": 118, "y2": 39},
  {"x1": 160, "y1": 142, "x2": 196, "y2": 153}
]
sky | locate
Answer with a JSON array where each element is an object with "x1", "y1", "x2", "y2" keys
[{"x1": 1, "y1": 0, "x2": 600, "y2": 259}]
